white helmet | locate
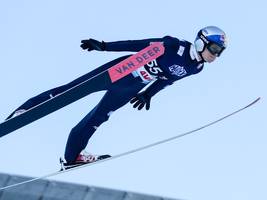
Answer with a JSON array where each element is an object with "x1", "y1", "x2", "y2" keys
[{"x1": 194, "y1": 26, "x2": 227, "y2": 56}]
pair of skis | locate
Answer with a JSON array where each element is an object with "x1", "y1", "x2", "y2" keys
[{"x1": 0, "y1": 97, "x2": 260, "y2": 191}]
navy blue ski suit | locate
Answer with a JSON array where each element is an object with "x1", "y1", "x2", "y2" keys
[{"x1": 8, "y1": 36, "x2": 204, "y2": 163}]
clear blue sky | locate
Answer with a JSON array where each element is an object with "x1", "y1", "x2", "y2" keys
[{"x1": 0, "y1": 1, "x2": 266, "y2": 200}]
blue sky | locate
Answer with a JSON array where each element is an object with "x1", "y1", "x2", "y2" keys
[{"x1": 0, "y1": 0, "x2": 266, "y2": 199}]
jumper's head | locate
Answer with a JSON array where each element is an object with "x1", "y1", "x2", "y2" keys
[{"x1": 194, "y1": 26, "x2": 227, "y2": 62}]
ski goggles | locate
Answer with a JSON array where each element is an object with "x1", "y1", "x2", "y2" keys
[{"x1": 207, "y1": 43, "x2": 225, "y2": 57}]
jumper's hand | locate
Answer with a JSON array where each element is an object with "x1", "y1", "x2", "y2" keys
[
  {"x1": 80, "y1": 39, "x2": 105, "y2": 51},
  {"x1": 130, "y1": 91, "x2": 151, "y2": 110}
]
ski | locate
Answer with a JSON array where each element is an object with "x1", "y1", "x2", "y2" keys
[
  {"x1": 0, "y1": 97, "x2": 260, "y2": 191},
  {"x1": 0, "y1": 42, "x2": 165, "y2": 138}
]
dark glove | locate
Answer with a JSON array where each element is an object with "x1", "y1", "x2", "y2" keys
[
  {"x1": 80, "y1": 39, "x2": 105, "y2": 51},
  {"x1": 130, "y1": 91, "x2": 151, "y2": 110}
]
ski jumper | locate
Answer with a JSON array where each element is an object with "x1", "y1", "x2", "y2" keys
[{"x1": 7, "y1": 36, "x2": 204, "y2": 163}]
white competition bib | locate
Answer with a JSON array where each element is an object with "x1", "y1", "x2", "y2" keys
[{"x1": 132, "y1": 66, "x2": 156, "y2": 83}]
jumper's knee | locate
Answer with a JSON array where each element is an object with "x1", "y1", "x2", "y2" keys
[
  {"x1": 71, "y1": 110, "x2": 114, "y2": 134},
  {"x1": 92, "y1": 110, "x2": 113, "y2": 127}
]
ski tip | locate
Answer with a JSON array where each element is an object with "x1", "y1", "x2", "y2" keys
[
  {"x1": 253, "y1": 97, "x2": 261, "y2": 104},
  {"x1": 244, "y1": 97, "x2": 261, "y2": 109}
]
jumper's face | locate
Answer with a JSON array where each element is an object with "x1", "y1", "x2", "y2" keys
[{"x1": 201, "y1": 48, "x2": 217, "y2": 63}]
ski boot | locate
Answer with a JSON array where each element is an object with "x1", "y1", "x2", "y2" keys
[{"x1": 60, "y1": 151, "x2": 111, "y2": 171}]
